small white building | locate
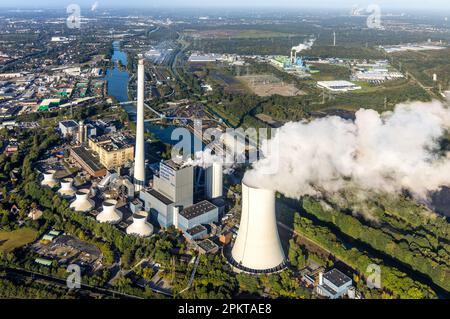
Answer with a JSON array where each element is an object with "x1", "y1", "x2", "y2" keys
[{"x1": 317, "y1": 80, "x2": 362, "y2": 92}]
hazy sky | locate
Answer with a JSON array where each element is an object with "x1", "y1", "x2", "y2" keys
[{"x1": 0, "y1": 0, "x2": 449, "y2": 10}]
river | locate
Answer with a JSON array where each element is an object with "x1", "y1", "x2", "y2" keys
[{"x1": 103, "y1": 41, "x2": 201, "y2": 147}]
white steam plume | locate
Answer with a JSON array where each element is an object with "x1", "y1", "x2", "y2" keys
[{"x1": 244, "y1": 100, "x2": 450, "y2": 200}]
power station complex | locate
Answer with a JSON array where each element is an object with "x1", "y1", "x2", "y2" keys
[{"x1": 44, "y1": 57, "x2": 286, "y2": 275}]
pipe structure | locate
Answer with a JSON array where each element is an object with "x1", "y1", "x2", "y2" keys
[
  {"x1": 230, "y1": 180, "x2": 286, "y2": 273},
  {"x1": 133, "y1": 58, "x2": 146, "y2": 192}
]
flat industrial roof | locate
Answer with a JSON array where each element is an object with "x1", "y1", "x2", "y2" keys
[
  {"x1": 147, "y1": 188, "x2": 173, "y2": 206},
  {"x1": 71, "y1": 146, "x2": 105, "y2": 172},
  {"x1": 324, "y1": 269, "x2": 352, "y2": 288},
  {"x1": 186, "y1": 225, "x2": 207, "y2": 236},
  {"x1": 180, "y1": 200, "x2": 217, "y2": 220},
  {"x1": 60, "y1": 120, "x2": 78, "y2": 128},
  {"x1": 198, "y1": 239, "x2": 219, "y2": 252}
]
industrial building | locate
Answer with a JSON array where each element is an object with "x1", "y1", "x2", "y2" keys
[
  {"x1": 316, "y1": 269, "x2": 353, "y2": 299},
  {"x1": 59, "y1": 120, "x2": 79, "y2": 138},
  {"x1": 177, "y1": 201, "x2": 219, "y2": 232}
]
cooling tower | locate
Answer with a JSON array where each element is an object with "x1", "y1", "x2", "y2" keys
[
  {"x1": 70, "y1": 189, "x2": 95, "y2": 212},
  {"x1": 133, "y1": 58, "x2": 146, "y2": 192},
  {"x1": 206, "y1": 162, "x2": 223, "y2": 199},
  {"x1": 126, "y1": 211, "x2": 153, "y2": 237},
  {"x1": 58, "y1": 178, "x2": 76, "y2": 198},
  {"x1": 230, "y1": 180, "x2": 286, "y2": 273},
  {"x1": 97, "y1": 200, "x2": 123, "y2": 224},
  {"x1": 41, "y1": 170, "x2": 58, "y2": 188}
]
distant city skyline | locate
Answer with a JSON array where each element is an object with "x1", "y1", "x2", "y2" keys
[{"x1": 1, "y1": 0, "x2": 450, "y2": 11}]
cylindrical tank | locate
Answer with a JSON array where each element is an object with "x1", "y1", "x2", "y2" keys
[
  {"x1": 126, "y1": 211, "x2": 153, "y2": 237},
  {"x1": 41, "y1": 170, "x2": 58, "y2": 188},
  {"x1": 206, "y1": 162, "x2": 223, "y2": 199},
  {"x1": 58, "y1": 178, "x2": 76, "y2": 198},
  {"x1": 231, "y1": 180, "x2": 285, "y2": 272},
  {"x1": 70, "y1": 189, "x2": 95, "y2": 212},
  {"x1": 97, "y1": 200, "x2": 122, "y2": 224}
]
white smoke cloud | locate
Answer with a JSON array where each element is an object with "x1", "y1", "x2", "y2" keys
[
  {"x1": 91, "y1": 1, "x2": 99, "y2": 12},
  {"x1": 244, "y1": 100, "x2": 450, "y2": 201},
  {"x1": 292, "y1": 38, "x2": 316, "y2": 53}
]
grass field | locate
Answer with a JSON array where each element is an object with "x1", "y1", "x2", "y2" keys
[{"x1": 0, "y1": 228, "x2": 38, "y2": 253}]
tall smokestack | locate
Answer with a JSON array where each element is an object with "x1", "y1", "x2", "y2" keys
[
  {"x1": 134, "y1": 57, "x2": 146, "y2": 192},
  {"x1": 230, "y1": 180, "x2": 286, "y2": 273}
]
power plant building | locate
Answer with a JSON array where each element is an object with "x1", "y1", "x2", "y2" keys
[{"x1": 177, "y1": 200, "x2": 219, "y2": 232}]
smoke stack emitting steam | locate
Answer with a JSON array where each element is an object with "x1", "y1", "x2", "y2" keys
[
  {"x1": 245, "y1": 101, "x2": 450, "y2": 201},
  {"x1": 134, "y1": 57, "x2": 146, "y2": 192}
]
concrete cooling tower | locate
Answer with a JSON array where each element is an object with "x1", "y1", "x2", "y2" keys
[
  {"x1": 70, "y1": 189, "x2": 95, "y2": 212},
  {"x1": 58, "y1": 178, "x2": 76, "y2": 198},
  {"x1": 41, "y1": 170, "x2": 58, "y2": 188},
  {"x1": 97, "y1": 200, "x2": 123, "y2": 224},
  {"x1": 230, "y1": 180, "x2": 286, "y2": 273},
  {"x1": 126, "y1": 211, "x2": 153, "y2": 237}
]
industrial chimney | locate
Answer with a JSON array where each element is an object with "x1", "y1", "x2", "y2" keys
[
  {"x1": 133, "y1": 57, "x2": 146, "y2": 192},
  {"x1": 230, "y1": 180, "x2": 286, "y2": 273},
  {"x1": 41, "y1": 170, "x2": 58, "y2": 188},
  {"x1": 126, "y1": 211, "x2": 154, "y2": 237},
  {"x1": 58, "y1": 178, "x2": 76, "y2": 198},
  {"x1": 97, "y1": 200, "x2": 123, "y2": 224},
  {"x1": 205, "y1": 162, "x2": 223, "y2": 199},
  {"x1": 70, "y1": 189, "x2": 95, "y2": 212}
]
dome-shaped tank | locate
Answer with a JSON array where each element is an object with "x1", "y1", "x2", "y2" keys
[
  {"x1": 70, "y1": 189, "x2": 95, "y2": 212},
  {"x1": 58, "y1": 178, "x2": 76, "y2": 198},
  {"x1": 126, "y1": 211, "x2": 153, "y2": 237},
  {"x1": 41, "y1": 170, "x2": 58, "y2": 188},
  {"x1": 96, "y1": 200, "x2": 123, "y2": 224}
]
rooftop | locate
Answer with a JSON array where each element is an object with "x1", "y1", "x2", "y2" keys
[
  {"x1": 146, "y1": 188, "x2": 173, "y2": 206},
  {"x1": 179, "y1": 200, "x2": 217, "y2": 220},
  {"x1": 324, "y1": 269, "x2": 352, "y2": 288},
  {"x1": 71, "y1": 146, "x2": 105, "y2": 172}
]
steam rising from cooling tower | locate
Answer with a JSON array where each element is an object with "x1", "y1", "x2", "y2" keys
[
  {"x1": 230, "y1": 181, "x2": 286, "y2": 273},
  {"x1": 70, "y1": 189, "x2": 95, "y2": 212},
  {"x1": 245, "y1": 100, "x2": 450, "y2": 201},
  {"x1": 97, "y1": 200, "x2": 123, "y2": 224},
  {"x1": 133, "y1": 57, "x2": 146, "y2": 192}
]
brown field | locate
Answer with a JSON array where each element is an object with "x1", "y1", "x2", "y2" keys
[{"x1": 238, "y1": 74, "x2": 306, "y2": 97}]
